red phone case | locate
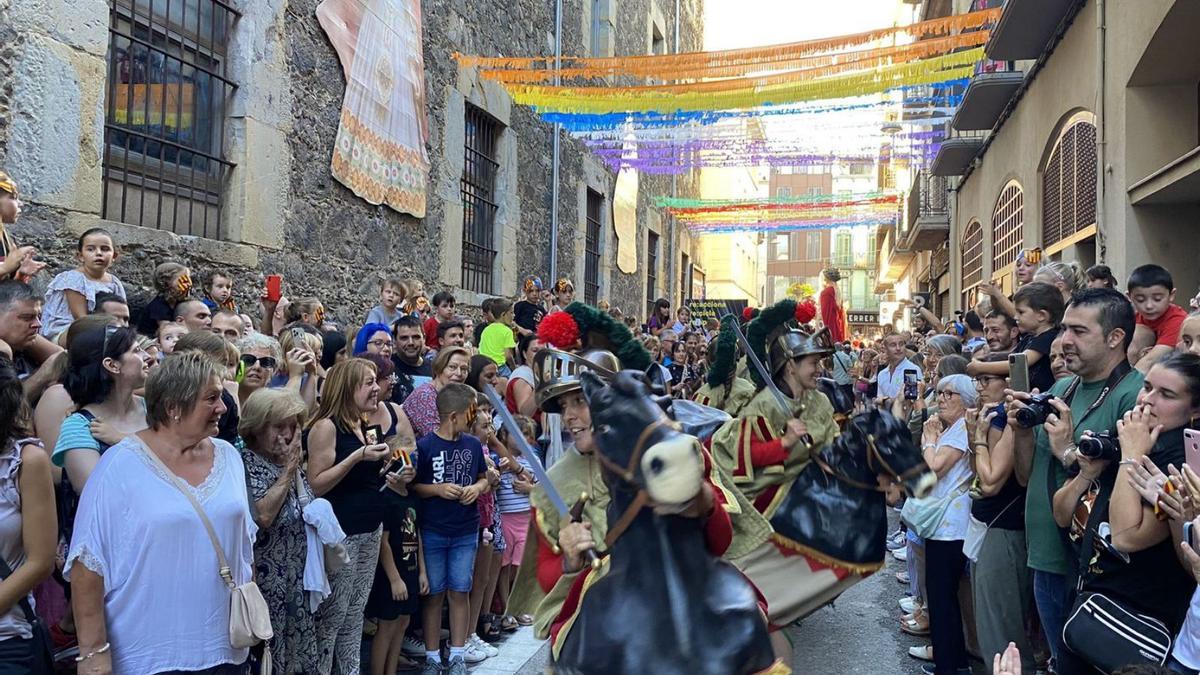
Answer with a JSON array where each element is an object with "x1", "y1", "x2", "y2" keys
[{"x1": 265, "y1": 275, "x2": 282, "y2": 302}]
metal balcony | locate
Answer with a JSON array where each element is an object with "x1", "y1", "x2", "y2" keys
[
  {"x1": 951, "y1": 61, "x2": 1025, "y2": 131},
  {"x1": 904, "y1": 172, "x2": 950, "y2": 251},
  {"x1": 931, "y1": 134, "x2": 986, "y2": 176},
  {"x1": 985, "y1": 0, "x2": 1079, "y2": 62}
]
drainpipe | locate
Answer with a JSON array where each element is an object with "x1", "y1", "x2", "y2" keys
[
  {"x1": 549, "y1": 0, "x2": 563, "y2": 282},
  {"x1": 1095, "y1": 0, "x2": 1107, "y2": 262}
]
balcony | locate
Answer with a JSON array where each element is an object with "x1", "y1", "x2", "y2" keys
[
  {"x1": 904, "y1": 172, "x2": 950, "y2": 251},
  {"x1": 1129, "y1": 146, "x2": 1200, "y2": 206},
  {"x1": 877, "y1": 226, "x2": 914, "y2": 289},
  {"x1": 986, "y1": 0, "x2": 1078, "y2": 62},
  {"x1": 952, "y1": 61, "x2": 1024, "y2": 131},
  {"x1": 931, "y1": 134, "x2": 985, "y2": 176}
]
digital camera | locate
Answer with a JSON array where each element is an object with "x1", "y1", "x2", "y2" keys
[
  {"x1": 1015, "y1": 393, "x2": 1059, "y2": 428},
  {"x1": 1078, "y1": 431, "x2": 1121, "y2": 461}
]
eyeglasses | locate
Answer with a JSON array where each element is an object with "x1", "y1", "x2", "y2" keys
[
  {"x1": 240, "y1": 354, "x2": 278, "y2": 370},
  {"x1": 937, "y1": 389, "x2": 960, "y2": 399},
  {"x1": 367, "y1": 339, "x2": 393, "y2": 349}
]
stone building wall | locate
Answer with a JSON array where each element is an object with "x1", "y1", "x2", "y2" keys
[{"x1": 0, "y1": 0, "x2": 703, "y2": 327}]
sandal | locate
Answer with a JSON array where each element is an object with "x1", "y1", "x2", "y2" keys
[
  {"x1": 500, "y1": 615, "x2": 519, "y2": 632},
  {"x1": 516, "y1": 613, "x2": 534, "y2": 627},
  {"x1": 908, "y1": 645, "x2": 934, "y2": 662},
  {"x1": 900, "y1": 614, "x2": 930, "y2": 637},
  {"x1": 478, "y1": 615, "x2": 502, "y2": 642}
]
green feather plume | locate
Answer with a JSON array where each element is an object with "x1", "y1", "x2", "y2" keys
[
  {"x1": 564, "y1": 302, "x2": 652, "y2": 372},
  {"x1": 706, "y1": 314, "x2": 739, "y2": 388},
  {"x1": 744, "y1": 298, "x2": 797, "y2": 388}
]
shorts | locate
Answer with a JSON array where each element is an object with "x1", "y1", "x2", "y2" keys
[
  {"x1": 365, "y1": 562, "x2": 421, "y2": 620},
  {"x1": 500, "y1": 511, "x2": 530, "y2": 566},
  {"x1": 422, "y1": 530, "x2": 478, "y2": 595}
]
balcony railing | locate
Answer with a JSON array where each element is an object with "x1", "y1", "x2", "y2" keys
[{"x1": 906, "y1": 171, "x2": 950, "y2": 230}]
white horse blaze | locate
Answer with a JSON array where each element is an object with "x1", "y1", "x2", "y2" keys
[{"x1": 641, "y1": 436, "x2": 704, "y2": 505}]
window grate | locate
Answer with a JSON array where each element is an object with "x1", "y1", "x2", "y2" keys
[
  {"x1": 584, "y1": 189, "x2": 602, "y2": 304},
  {"x1": 103, "y1": 0, "x2": 239, "y2": 239},
  {"x1": 461, "y1": 106, "x2": 501, "y2": 294},
  {"x1": 992, "y1": 181, "x2": 1024, "y2": 271},
  {"x1": 1043, "y1": 119, "x2": 1097, "y2": 249},
  {"x1": 646, "y1": 231, "x2": 659, "y2": 317},
  {"x1": 962, "y1": 220, "x2": 983, "y2": 290}
]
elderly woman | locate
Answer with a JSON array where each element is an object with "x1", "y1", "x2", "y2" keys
[
  {"x1": 176, "y1": 331, "x2": 242, "y2": 447},
  {"x1": 237, "y1": 333, "x2": 283, "y2": 408},
  {"x1": 69, "y1": 352, "x2": 255, "y2": 675},
  {"x1": 0, "y1": 355, "x2": 56, "y2": 671},
  {"x1": 238, "y1": 389, "x2": 318, "y2": 674},
  {"x1": 276, "y1": 329, "x2": 322, "y2": 412},
  {"x1": 905, "y1": 374, "x2": 977, "y2": 675},
  {"x1": 401, "y1": 347, "x2": 470, "y2": 438},
  {"x1": 305, "y1": 359, "x2": 414, "y2": 674}
]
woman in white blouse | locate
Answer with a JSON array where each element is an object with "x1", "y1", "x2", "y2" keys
[{"x1": 69, "y1": 352, "x2": 256, "y2": 675}]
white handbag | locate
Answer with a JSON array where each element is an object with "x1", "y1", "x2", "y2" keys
[{"x1": 146, "y1": 446, "x2": 274, "y2": 671}]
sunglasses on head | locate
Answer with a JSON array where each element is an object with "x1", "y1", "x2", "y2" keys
[
  {"x1": 101, "y1": 324, "x2": 120, "y2": 357},
  {"x1": 241, "y1": 354, "x2": 278, "y2": 370}
]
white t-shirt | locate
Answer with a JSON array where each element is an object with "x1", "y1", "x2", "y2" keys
[
  {"x1": 877, "y1": 358, "x2": 922, "y2": 400},
  {"x1": 927, "y1": 417, "x2": 973, "y2": 541},
  {"x1": 66, "y1": 436, "x2": 256, "y2": 674},
  {"x1": 1173, "y1": 587, "x2": 1200, "y2": 669}
]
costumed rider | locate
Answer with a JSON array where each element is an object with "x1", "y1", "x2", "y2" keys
[
  {"x1": 507, "y1": 302, "x2": 772, "y2": 641},
  {"x1": 708, "y1": 298, "x2": 843, "y2": 655},
  {"x1": 692, "y1": 313, "x2": 757, "y2": 417}
]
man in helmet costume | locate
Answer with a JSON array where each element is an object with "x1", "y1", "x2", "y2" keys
[{"x1": 508, "y1": 303, "x2": 772, "y2": 640}]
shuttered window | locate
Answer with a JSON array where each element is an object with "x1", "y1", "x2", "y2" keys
[
  {"x1": 962, "y1": 220, "x2": 983, "y2": 289},
  {"x1": 1042, "y1": 117, "x2": 1097, "y2": 249},
  {"x1": 992, "y1": 181, "x2": 1024, "y2": 271}
]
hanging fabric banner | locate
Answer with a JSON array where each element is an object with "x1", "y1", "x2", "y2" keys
[{"x1": 613, "y1": 168, "x2": 639, "y2": 273}]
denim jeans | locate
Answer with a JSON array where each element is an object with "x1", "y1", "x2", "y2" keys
[
  {"x1": 1171, "y1": 656, "x2": 1200, "y2": 675},
  {"x1": 0, "y1": 637, "x2": 32, "y2": 675},
  {"x1": 1033, "y1": 570, "x2": 1071, "y2": 663}
]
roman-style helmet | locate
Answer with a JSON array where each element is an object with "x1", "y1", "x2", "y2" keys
[
  {"x1": 768, "y1": 326, "x2": 835, "y2": 376},
  {"x1": 533, "y1": 348, "x2": 619, "y2": 413}
]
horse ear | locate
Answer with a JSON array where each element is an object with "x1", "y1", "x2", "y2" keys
[
  {"x1": 579, "y1": 371, "x2": 605, "y2": 402},
  {"x1": 643, "y1": 363, "x2": 668, "y2": 396}
]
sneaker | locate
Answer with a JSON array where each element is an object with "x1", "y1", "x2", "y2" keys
[
  {"x1": 886, "y1": 530, "x2": 905, "y2": 550},
  {"x1": 420, "y1": 658, "x2": 443, "y2": 675},
  {"x1": 403, "y1": 636, "x2": 428, "y2": 657},
  {"x1": 462, "y1": 641, "x2": 489, "y2": 664},
  {"x1": 896, "y1": 570, "x2": 910, "y2": 584},
  {"x1": 446, "y1": 656, "x2": 468, "y2": 675},
  {"x1": 899, "y1": 596, "x2": 916, "y2": 614},
  {"x1": 470, "y1": 633, "x2": 499, "y2": 658},
  {"x1": 891, "y1": 546, "x2": 908, "y2": 562}
]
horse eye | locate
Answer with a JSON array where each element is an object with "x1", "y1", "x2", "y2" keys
[{"x1": 598, "y1": 424, "x2": 612, "y2": 435}]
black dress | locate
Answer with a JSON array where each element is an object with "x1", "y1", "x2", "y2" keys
[{"x1": 366, "y1": 489, "x2": 422, "y2": 619}]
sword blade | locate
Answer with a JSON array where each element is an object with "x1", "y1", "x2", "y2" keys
[
  {"x1": 729, "y1": 317, "x2": 794, "y2": 419},
  {"x1": 482, "y1": 384, "x2": 570, "y2": 517}
]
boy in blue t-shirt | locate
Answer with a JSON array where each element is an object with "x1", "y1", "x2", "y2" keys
[{"x1": 414, "y1": 383, "x2": 489, "y2": 672}]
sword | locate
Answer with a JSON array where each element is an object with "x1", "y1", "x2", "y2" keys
[
  {"x1": 482, "y1": 384, "x2": 600, "y2": 568},
  {"x1": 727, "y1": 316, "x2": 813, "y2": 447}
]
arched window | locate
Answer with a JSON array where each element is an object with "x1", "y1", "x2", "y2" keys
[
  {"x1": 992, "y1": 181, "x2": 1024, "y2": 271},
  {"x1": 962, "y1": 220, "x2": 984, "y2": 289},
  {"x1": 1042, "y1": 114, "x2": 1098, "y2": 249}
]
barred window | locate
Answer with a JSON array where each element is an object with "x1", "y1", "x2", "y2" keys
[
  {"x1": 103, "y1": 0, "x2": 239, "y2": 239},
  {"x1": 991, "y1": 181, "x2": 1024, "y2": 271},
  {"x1": 584, "y1": 189, "x2": 603, "y2": 304},
  {"x1": 646, "y1": 231, "x2": 659, "y2": 317},
  {"x1": 962, "y1": 220, "x2": 984, "y2": 289},
  {"x1": 680, "y1": 253, "x2": 691, "y2": 303},
  {"x1": 461, "y1": 106, "x2": 501, "y2": 294},
  {"x1": 1042, "y1": 115, "x2": 1098, "y2": 249}
]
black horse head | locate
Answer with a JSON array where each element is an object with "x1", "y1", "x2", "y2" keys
[
  {"x1": 580, "y1": 370, "x2": 706, "y2": 507},
  {"x1": 830, "y1": 408, "x2": 936, "y2": 498}
]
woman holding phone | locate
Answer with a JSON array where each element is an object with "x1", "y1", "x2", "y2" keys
[
  {"x1": 1051, "y1": 352, "x2": 1200, "y2": 672},
  {"x1": 305, "y1": 359, "x2": 415, "y2": 674}
]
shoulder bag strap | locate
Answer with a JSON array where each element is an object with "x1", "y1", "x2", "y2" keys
[
  {"x1": 142, "y1": 444, "x2": 236, "y2": 589},
  {"x1": 0, "y1": 553, "x2": 38, "y2": 625}
]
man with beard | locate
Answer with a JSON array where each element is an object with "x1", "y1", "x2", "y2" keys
[
  {"x1": 1008, "y1": 288, "x2": 1142, "y2": 669},
  {"x1": 984, "y1": 310, "x2": 1020, "y2": 354},
  {"x1": 391, "y1": 315, "x2": 432, "y2": 404}
]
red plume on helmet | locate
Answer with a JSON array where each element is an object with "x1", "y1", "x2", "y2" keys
[
  {"x1": 741, "y1": 306, "x2": 755, "y2": 322},
  {"x1": 795, "y1": 298, "x2": 817, "y2": 325},
  {"x1": 538, "y1": 311, "x2": 581, "y2": 350}
]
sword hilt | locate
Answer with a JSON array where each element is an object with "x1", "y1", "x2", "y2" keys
[{"x1": 569, "y1": 493, "x2": 601, "y2": 569}]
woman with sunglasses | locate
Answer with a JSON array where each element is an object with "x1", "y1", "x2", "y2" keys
[
  {"x1": 236, "y1": 333, "x2": 284, "y2": 408},
  {"x1": 52, "y1": 325, "x2": 148, "y2": 495}
]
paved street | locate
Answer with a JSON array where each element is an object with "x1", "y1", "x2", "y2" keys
[{"x1": 506, "y1": 513, "x2": 951, "y2": 674}]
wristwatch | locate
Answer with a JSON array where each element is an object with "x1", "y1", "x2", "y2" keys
[{"x1": 1060, "y1": 444, "x2": 1078, "y2": 468}]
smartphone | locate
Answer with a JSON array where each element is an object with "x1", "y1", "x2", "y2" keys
[
  {"x1": 265, "y1": 274, "x2": 283, "y2": 302},
  {"x1": 1009, "y1": 353, "x2": 1030, "y2": 393},
  {"x1": 1185, "y1": 429, "x2": 1200, "y2": 475},
  {"x1": 363, "y1": 424, "x2": 383, "y2": 447},
  {"x1": 903, "y1": 369, "x2": 918, "y2": 401}
]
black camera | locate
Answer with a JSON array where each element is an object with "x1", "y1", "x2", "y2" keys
[
  {"x1": 1015, "y1": 393, "x2": 1059, "y2": 428},
  {"x1": 1078, "y1": 431, "x2": 1121, "y2": 461}
]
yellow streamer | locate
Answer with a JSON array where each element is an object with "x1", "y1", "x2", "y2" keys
[
  {"x1": 454, "y1": 8, "x2": 999, "y2": 73},
  {"x1": 507, "y1": 49, "x2": 983, "y2": 114},
  {"x1": 483, "y1": 31, "x2": 989, "y2": 84}
]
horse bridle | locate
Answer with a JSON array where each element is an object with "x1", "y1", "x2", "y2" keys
[
  {"x1": 811, "y1": 432, "x2": 927, "y2": 493},
  {"x1": 592, "y1": 418, "x2": 688, "y2": 550}
]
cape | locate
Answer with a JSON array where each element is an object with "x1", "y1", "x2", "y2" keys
[
  {"x1": 692, "y1": 376, "x2": 757, "y2": 418},
  {"x1": 709, "y1": 385, "x2": 838, "y2": 514}
]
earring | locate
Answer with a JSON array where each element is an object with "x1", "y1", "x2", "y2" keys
[{"x1": 174, "y1": 415, "x2": 181, "y2": 422}]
